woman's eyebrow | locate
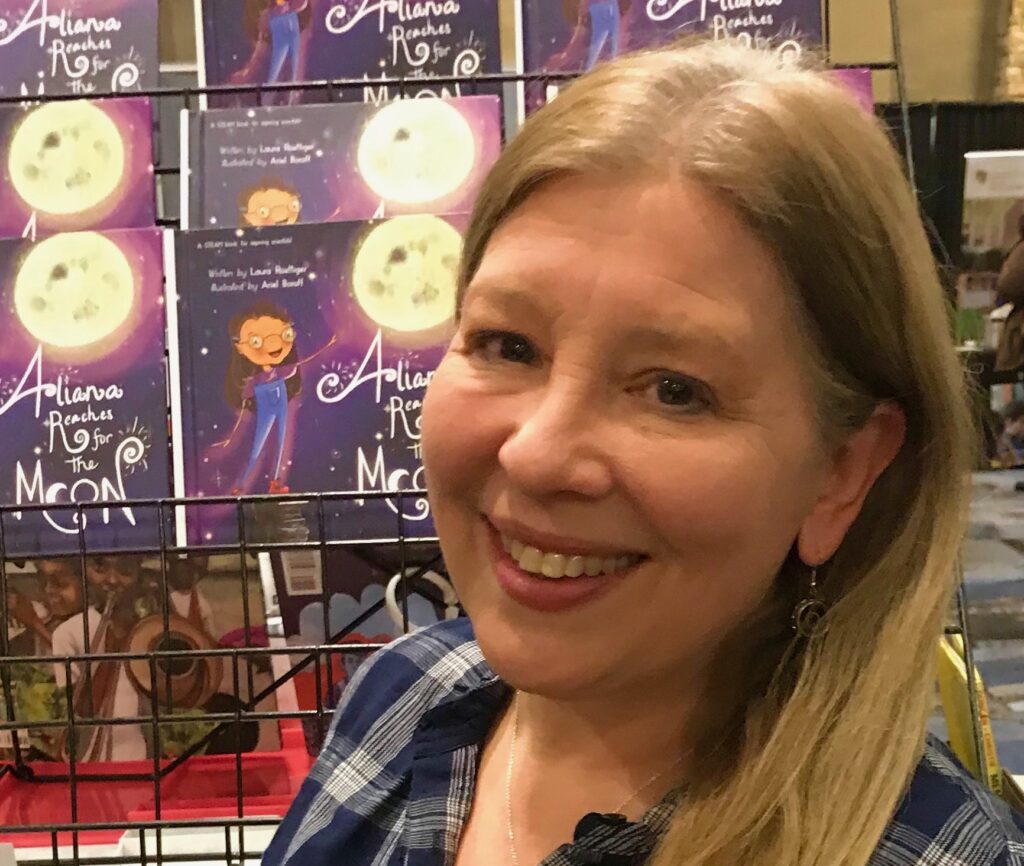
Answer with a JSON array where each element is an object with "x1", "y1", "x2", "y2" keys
[
  {"x1": 462, "y1": 283, "x2": 555, "y2": 321},
  {"x1": 623, "y1": 324, "x2": 745, "y2": 368}
]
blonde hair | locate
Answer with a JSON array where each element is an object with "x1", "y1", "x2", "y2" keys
[{"x1": 459, "y1": 41, "x2": 975, "y2": 866}]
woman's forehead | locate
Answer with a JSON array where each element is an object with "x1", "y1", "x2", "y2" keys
[{"x1": 467, "y1": 175, "x2": 792, "y2": 344}]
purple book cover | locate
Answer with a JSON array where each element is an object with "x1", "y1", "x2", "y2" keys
[
  {"x1": 0, "y1": 96, "x2": 155, "y2": 239},
  {"x1": 0, "y1": 227, "x2": 169, "y2": 557},
  {"x1": 173, "y1": 216, "x2": 461, "y2": 544},
  {"x1": 0, "y1": 0, "x2": 158, "y2": 97},
  {"x1": 187, "y1": 94, "x2": 501, "y2": 230},
  {"x1": 200, "y1": 0, "x2": 502, "y2": 106},
  {"x1": 522, "y1": 0, "x2": 823, "y2": 108},
  {"x1": 831, "y1": 67, "x2": 873, "y2": 114}
]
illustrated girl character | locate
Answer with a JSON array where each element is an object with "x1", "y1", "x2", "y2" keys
[
  {"x1": 562, "y1": 0, "x2": 632, "y2": 70},
  {"x1": 236, "y1": 0, "x2": 313, "y2": 105},
  {"x1": 239, "y1": 178, "x2": 303, "y2": 227},
  {"x1": 218, "y1": 301, "x2": 336, "y2": 494}
]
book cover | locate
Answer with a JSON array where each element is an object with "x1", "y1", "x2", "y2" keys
[
  {"x1": 0, "y1": 0, "x2": 159, "y2": 98},
  {"x1": 520, "y1": 0, "x2": 823, "y2": 109},
  {"x1": 171, "y1": 216, "x2": 460, "y2": 545},
  {"x1": 2, "y1": 551, "x2": 279, "y2": 763},
  {"x1": 185, "y1": 94, "x2": 501, "y2": 230},
  {"x1": 831, "y1": 67, "x2": 873, "y2": 113},
  {"x1": 0, "y1": 227, "x2": 169, "y2": 558},
  {"x1": 0, "y1": 96, "x2": 155, "y2": 239},
  {"x1": 198, "y1": 0, "x2": 502, "y2": 107},
  {"x1": 268, "y1": 544, "x2": 457, "y2": 754}
]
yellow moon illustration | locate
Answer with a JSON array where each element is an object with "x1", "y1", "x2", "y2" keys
[
  {"x1": 8, "y1": 101, "x2": 125, "y2": 216},
  {"x1": 352, "y1": 215, "x2": 461, "y2": 333},
  {"x1": 14, "y1": 232, "x2": 135, "y2": 349},
  {"x1": 357, "y1": 99, "x2": 475, "y2": 205}
]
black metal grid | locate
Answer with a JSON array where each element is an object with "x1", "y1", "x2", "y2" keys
[
  {"x1": 0, "y1": 491, "x2": 445, "y2": 865},
  {"x1": 0, "y1": 2, "x2": 958, "y2": 864}
]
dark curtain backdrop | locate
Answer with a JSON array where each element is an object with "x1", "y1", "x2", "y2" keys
[{"x1": 878, "y1": 103, "x2": 1024, "y2": 270}]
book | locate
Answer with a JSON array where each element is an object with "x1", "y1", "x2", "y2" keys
[
  {"x1": 0, "y1": 0, "x2": 159, "y2": 98},
  {"x1": 183, "y1": 94, "x2": 501, "y2": 230},
  {"x1": 267, "y1": 544, "x2": 457, "y2": 754},
  {"x1": 170, "y1": 216, "x2": 461, "y2": 545},
  {"x1": 518, "y1": 0, "x2": 823, "y2": 110},
  {"x1": 0, "y1": 96, "x2": 155, "y2": 239},
  {"x1": 0, "y1": 227, "x2": 169, "y2": 558},
  {"x1": 197, "y1": 0, "x2": 503, "y2": 107},
  {"x1": 2, "y1": 551, "x2": 279, "y2": 763},
  {"x1": 831, "y1": 67, "x2": 874, "y2": 113}
]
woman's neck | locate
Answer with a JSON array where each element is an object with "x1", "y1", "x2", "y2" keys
[{"x1": 512, "y1": 672, "x2": 705, "y2": 801}]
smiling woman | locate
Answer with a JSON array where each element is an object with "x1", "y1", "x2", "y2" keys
[{"x1": 264, "y1": 40, "x2": 1015, "y2": 866}]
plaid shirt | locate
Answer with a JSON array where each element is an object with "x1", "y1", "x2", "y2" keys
[{"x1": 265, "y1": 619, "x2": 1024, "y2": 866}]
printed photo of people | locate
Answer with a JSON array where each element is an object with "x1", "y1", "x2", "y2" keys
[{"x1": 1, "y1": 553, "x2": 276, "y2": 763}]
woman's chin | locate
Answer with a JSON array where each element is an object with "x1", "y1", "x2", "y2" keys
[{"x1": 470, "y1": 613, "x2": 605, "y2": 698}]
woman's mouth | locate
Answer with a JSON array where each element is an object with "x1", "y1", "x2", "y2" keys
[
  {"x1": 485, "y1": 519, "x2": 647, "y2": 613},
  {"x1": 499, "y1": 534, "x2": 643, "y2": 580}
]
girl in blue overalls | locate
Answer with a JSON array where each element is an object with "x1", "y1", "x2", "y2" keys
[
  {"x1": 562, "y1": 0, "x2": 631, "y2": 70},
  {"x1": 217, "y1": 301, "x2": 335, "y2": 494},
  {"x1": 586, "y1": 0, "x2": 621, "y2": 69},
  {"x1": 238, "y1": 0, "x2": 311, "y2": 104}
]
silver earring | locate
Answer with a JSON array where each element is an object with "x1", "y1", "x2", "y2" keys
[{"x1": 792, "y1": 567, "x2": 827, "y2": 637}]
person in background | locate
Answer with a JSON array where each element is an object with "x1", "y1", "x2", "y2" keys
[{"x1": 997, "y1": 400, "x2": 1024, "y2": 467}]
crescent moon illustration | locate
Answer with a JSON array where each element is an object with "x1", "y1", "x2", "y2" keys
[
  {"x1": 14, "y1": 232, "x2": 135, "y2": 349},
  {"x1": 356, "y1": 99, "x2": 476, "y2": 205},
  {"x1": 8, "y1": 101, "x2": 126, "y2": 216},
  {"x1": 351, "y1": 215, "x2": 462, "y2": 333}
]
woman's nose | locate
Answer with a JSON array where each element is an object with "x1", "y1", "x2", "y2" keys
[{"x1": 497, "y1": 384, "x2": 614, "y2": 500}]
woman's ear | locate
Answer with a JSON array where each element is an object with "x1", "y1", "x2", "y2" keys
[{"x1": 797, "y1": 402, "x2": 906, "y2": 566}]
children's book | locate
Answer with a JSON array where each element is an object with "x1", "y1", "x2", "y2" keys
[
  {"x1": 518, "y1": 0, "x2": 823, "y2": 110},
  {"x1": 266, "y1": 543, "x2": 457, "y2": 755},
  {"x1": 0, "y1": 0, "x2": 159, "y2": 98},
  {"x1": 0, "y1": 96, "x2": 155, "y2": 239},
  {"x1": 0, "y1": 227, "x2": 169, "y2": 557},
  {"x1": 170, "y1": 216, "x2": 460, "y2": 545},
  {"x1": 831, "y1": 67, "x2": 873, "y2": 114},
  {"x1": 1, "y1": 551, "x2": 279, "y2": 763},
  {"x1": 183, "y1": 94, "x2": 501, "y2": 230},
  {"x1": 197, "y1": 0, "x2": 503, "y2": 106}
]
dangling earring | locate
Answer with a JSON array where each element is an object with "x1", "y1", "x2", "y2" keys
[{"x1": 792, "y1": 567, "x2": 827, "y2": 637}]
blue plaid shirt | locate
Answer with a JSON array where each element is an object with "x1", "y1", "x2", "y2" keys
[{"x1": 265, "y1": 619, "x2": 1024, "y2": 866}]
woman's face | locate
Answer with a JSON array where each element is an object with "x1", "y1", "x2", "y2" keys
[{"x1": 421, "y1": 175, "x2": 853, "y2": 699}]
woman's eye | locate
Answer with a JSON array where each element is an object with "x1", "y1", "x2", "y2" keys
[
  {"x1": 249, "y1": 335, "x2": 264, "y2": 349},
  {"x1": 467, "y1": 330, "x2": 538, "y2": 365},
  {"x1": 282, "y1": 326, "x2": 296, "y2": 342},
  {"x1": 648, "y1": 373, "x2": 713, "y2": 413}
]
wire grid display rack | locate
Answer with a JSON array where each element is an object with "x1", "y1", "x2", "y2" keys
[{"x1": 0, "y1": 1, "x2": 986, "y2": 864}]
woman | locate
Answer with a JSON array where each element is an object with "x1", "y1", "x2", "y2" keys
[{"x1": 266, "y1": 41, "x2": 1020, "y2": 866}]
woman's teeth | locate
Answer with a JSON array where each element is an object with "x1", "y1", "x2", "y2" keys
[{"x1": 501, "y1": 535, "x2": 641, "y2": 579}]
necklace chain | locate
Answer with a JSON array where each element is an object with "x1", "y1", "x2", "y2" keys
[{"x1": 504, "y1": 694, "x2": 685, "y2": 866}]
